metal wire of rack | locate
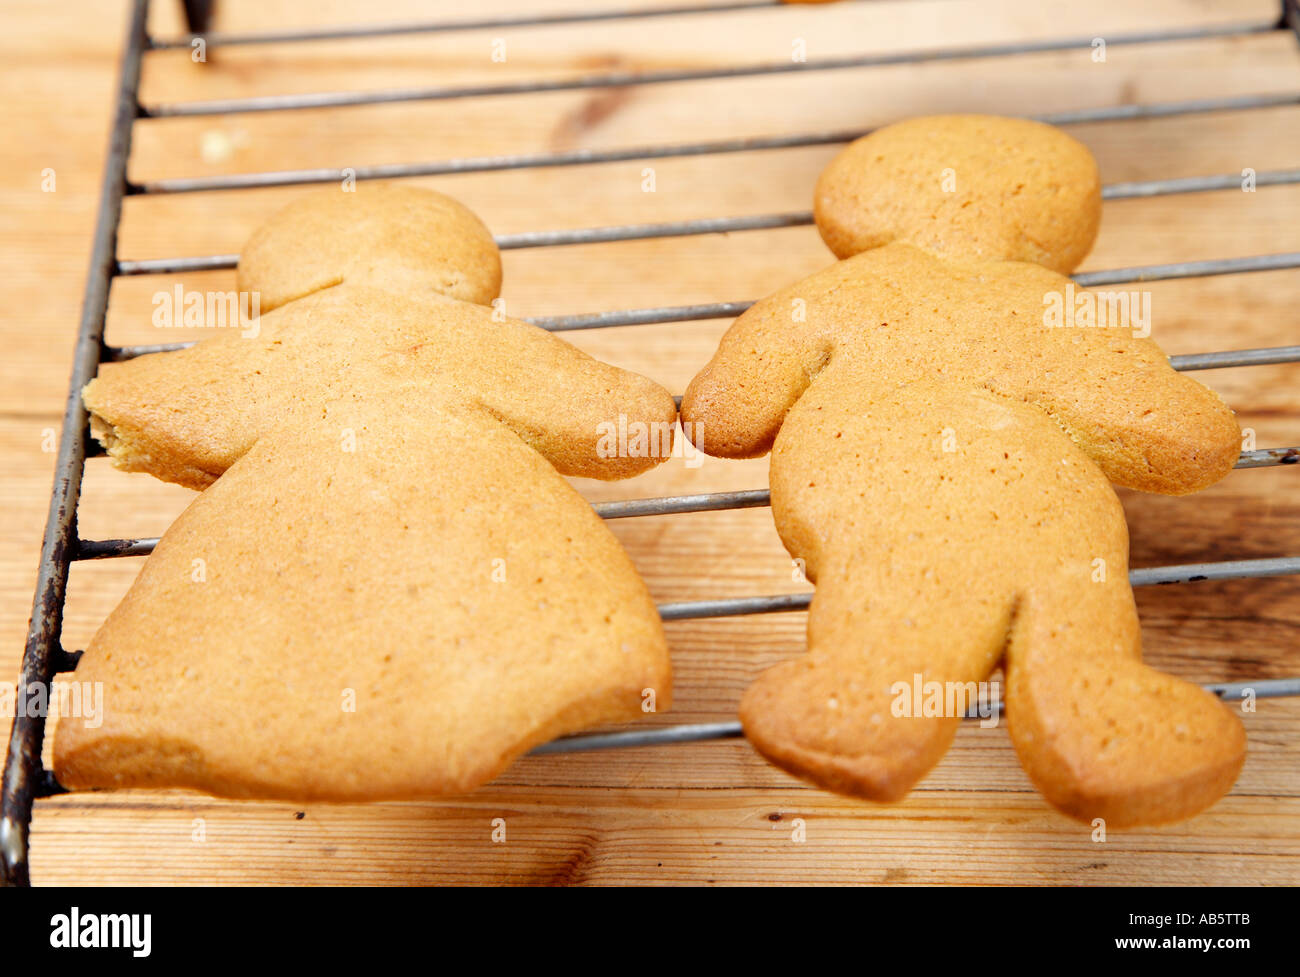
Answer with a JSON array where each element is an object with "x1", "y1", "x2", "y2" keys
[{"x1": 5, "y1": 0, "x2": 1300, "y2": 885}]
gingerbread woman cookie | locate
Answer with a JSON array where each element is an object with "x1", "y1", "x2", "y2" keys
[{"x1": 58, "y1": 185, "x2": 677, "y2": 799}]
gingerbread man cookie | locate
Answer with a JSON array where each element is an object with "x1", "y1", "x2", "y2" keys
[{"x1": 681, "y1": 116, "x2": 1245, "y2": 825}]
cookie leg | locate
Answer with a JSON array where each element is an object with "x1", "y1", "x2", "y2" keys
[
  {"x1": 740, "y1": 561, "x2": 1011, "y2": 799},
  {"x1": 1005, "y1": 577, "x2": 1245, "y2": 827}
]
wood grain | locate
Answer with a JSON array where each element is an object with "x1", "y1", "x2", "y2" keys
[{"x1": 2, "y1": 0, "x2": 1297, "y2": 885}]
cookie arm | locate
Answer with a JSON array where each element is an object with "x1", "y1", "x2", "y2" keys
[
  {"x1": 83, "y1": 343, "x2": 263, "y2": 490},
  {"x1": 462, "y1": 316, "x2": 679, "y2": 481},
  {"x1": 1033, "y1": 364, "x2": 1240, "y2": 495},
  {"x1": 680, "y1": 291, "x2": 832, "y2": 458},
  {"x1": 1002, "y1": 293, "x2": 1242, "y2": 494}
]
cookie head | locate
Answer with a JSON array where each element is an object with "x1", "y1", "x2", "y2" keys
[
  {"x1": 814, "y1": 115, "x2": 1101, "y2": 273},
  {"x1": 237, "y1": 182, "x2": 503, "y2": 312}
]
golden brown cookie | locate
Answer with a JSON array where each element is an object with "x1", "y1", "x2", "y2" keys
[
  {"x1": 63, "y1": 184, "x2": 679, "y2": 799},
  {"x1": 56, "y1": 395, "x2": 671, "y2": 800},
  {"x1": 683, "y1": 115, "x2": 1245, "y2": 825},
  {"x1": 814, "y1": 115, "x2": 1101, "y2": 273},
  {"x1": 238, "y1": 182, "x2": 502, "y2": 311}
]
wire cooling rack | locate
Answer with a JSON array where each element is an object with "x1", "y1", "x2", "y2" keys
[{"x1": 5, "y1": 0, "x2": 1300, "y2": 885}]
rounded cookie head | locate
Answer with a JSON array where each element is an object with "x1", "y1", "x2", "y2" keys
[
  {"x1": 814, "y1": 115, "x2": 1101, "y2": 273},
  {"x1": 237, "y1": 182, "x2": 503, "y2": 312}
]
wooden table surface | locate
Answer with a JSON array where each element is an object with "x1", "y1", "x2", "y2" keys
[{"x1": 3, "y1": 0, "x2": 1298, "y2": 885}]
